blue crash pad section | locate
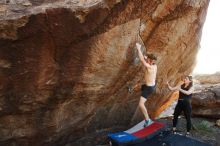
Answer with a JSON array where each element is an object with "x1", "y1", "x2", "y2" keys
[{"x1": 108, "y1": 132, "x2": 138, "y2": 143}]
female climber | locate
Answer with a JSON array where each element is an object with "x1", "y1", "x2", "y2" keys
[{"x1": 167, "y1": 75, "x2": 194, "y2": 136}]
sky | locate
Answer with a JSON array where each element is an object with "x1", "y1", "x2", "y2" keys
[{"x1": 193, "y1": 0, "x2": 220, "y2": 74}]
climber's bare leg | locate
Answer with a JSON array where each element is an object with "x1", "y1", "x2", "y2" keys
[{"x1": 138, "y1": 96, "x2": 149, "y2": 120}]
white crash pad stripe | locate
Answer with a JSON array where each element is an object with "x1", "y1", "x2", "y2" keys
[{"x1": 125, "y1": 120, "x2": 145, "y2": 134}]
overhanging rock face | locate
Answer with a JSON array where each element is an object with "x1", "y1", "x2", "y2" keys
[{"x1": 0, "y1": 0, "x2": 209, "y2": 145}]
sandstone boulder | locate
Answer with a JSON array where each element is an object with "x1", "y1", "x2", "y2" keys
[
  {"x1": 194, "y1": 72, "x2": 220, "y2": 85},
  {"x1": 192, "y1": 81, "x2": 220, "y2": 118},
  {"x1": 0, "y1": 0, "x2": 209, "y2": 145},
  {"x1": 216, "y1": 119, "x2": 220, "y2": 127}
]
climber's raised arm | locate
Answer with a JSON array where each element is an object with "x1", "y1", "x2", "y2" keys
[{"x1": 136, "y1": 43, "x2": 151, "y2": 68}]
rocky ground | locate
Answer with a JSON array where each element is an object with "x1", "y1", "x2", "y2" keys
[
  {"x1": 64, "y1": 116, "x2": 220, "y2": 146},
  {"x1": 159, "y1": 117, "x2": 220, "y2": 146}
]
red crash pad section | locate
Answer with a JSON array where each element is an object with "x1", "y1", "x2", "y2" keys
[{"x1": 132, "y1": 122, "x2": 165, "y2": 138}]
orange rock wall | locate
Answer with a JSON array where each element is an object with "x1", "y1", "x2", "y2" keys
[{"x1": 0, "y1": 0, "x2": 209, "y2": 145}]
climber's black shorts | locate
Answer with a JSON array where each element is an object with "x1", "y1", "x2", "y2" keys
[{"x1": 141, "y1": 84, "x2": 155, "y2": 99}]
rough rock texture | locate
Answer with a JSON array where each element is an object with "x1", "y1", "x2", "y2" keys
[
  {"x1": 194, "y1": 72, "x2": 220, "y2": 85},
  {"x1": 192, "y1": 85, "x2": 220, "y2": 118},
  {"x1": 192, "y1": 73, "x2": 220, "y2": 118},
  {"x1": 216, "y1": 119, "x2": 220, "y2": 127},
  {"x1": 0, "y1": 0, "x2": 209, "y2": 146}
]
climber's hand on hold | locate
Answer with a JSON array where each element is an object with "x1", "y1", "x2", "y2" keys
[{"x1": 136, "y1": 43, "x2": 141, "y2": 50}]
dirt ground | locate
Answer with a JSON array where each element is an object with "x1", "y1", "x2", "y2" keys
[{"x1": 68, "y1": 117, "x2": 220, "y2": 146}]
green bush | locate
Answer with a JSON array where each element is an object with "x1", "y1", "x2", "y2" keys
[{"x1": 193, "y1": 120, "x2": 214, "y2": 133}]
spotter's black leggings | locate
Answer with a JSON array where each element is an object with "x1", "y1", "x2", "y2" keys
[{"x1": 173, "y1": 99, "x2": 192, "y2": 132}]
